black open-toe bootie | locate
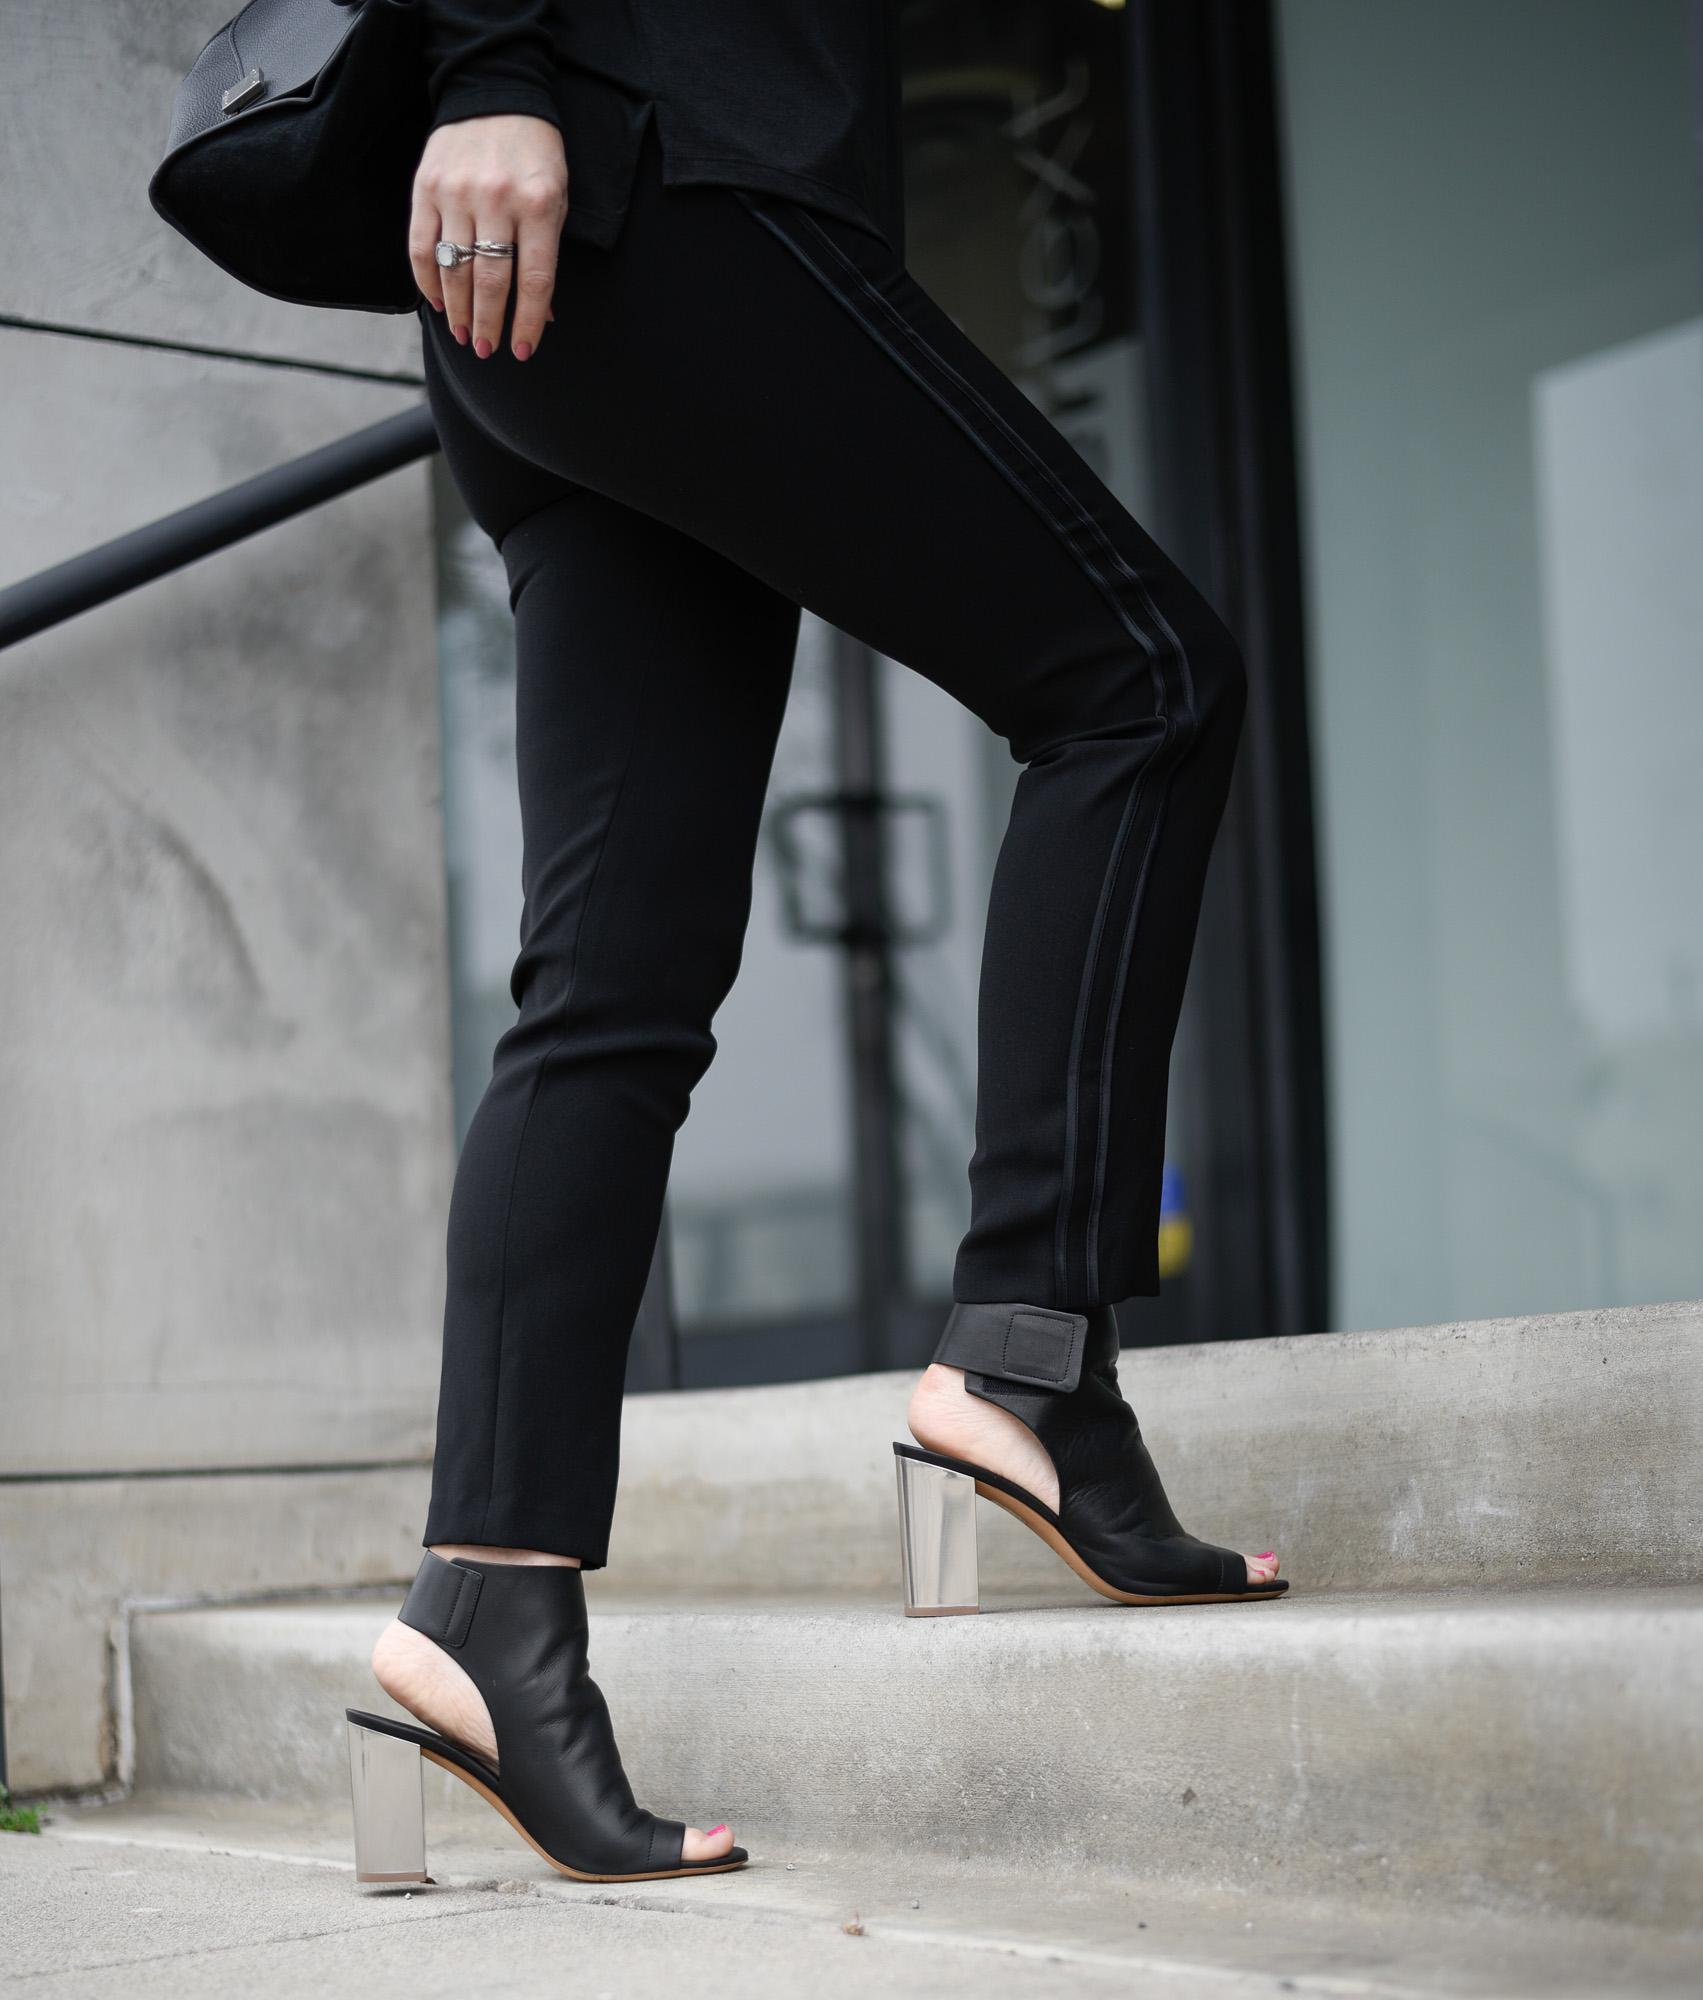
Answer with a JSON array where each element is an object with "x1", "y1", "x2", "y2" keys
[
  {"x1": 345, "y1": 1552, "x2": 747, "y2": 1884},
  {"x1": 894, "y1": 1303, "x2": 1289, "y2": 1614}
]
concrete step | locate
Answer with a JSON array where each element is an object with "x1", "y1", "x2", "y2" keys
[
  {"x1": 9, "y1": 1301, "x2": 1698, "y2": 1794},
  {"x1": 607, "y1": 1300, "x2": 1703, "y2": 1595},
  {"x1": 128, "y1": 1584, "x2": 1703, "y2": 1933}
]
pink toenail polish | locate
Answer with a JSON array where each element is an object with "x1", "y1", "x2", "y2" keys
[{"x1": 706, "y1": 1824, "x2": 727, "y2": 1836}]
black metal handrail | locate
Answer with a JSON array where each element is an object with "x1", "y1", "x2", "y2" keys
[{"x1": 0, "y1": 404, "x2": 440, "y2": 653}]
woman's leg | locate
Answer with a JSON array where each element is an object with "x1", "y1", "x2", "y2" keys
[
  {"x1": 426, "y1": 147, "x2": 1242, "y2": 1321},
  {"x1": 374, "y1": 416, "x2": 797, "y2": 1859},
  {"x1": 421, "y1": 472, "x2": 799, "y2": 1565},
  {"x1": 421, "y1": 147, "x2": 1273, "y2": 1583}
]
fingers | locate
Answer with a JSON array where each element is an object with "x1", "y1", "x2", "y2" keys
[
  {"x1": 407, "y1": 166, "x2": 446, "y2": 315},
  {"x1": 469, "y1": 231, "x2": 514, "y2": 359},
  {"x1": 439, "y1": 209, "x2": 478, "y2": 342},
  {"x1": 408, "y1": 117, "x2": 567, "y2": 359},
  {"x1": 509, "y1": 206, "x2": 560, "y2": 361},
  {"x1": 412, "y1": 125, "x2": 478, "y2": 339},
  {"x1": 474, "y1": 138, "x2": 568, "y2": 358}
]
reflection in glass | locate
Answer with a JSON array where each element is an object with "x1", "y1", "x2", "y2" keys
[
  {"x1": 1279, "y1": 0, "x2": 1703, "y2": 1326},
  {"x1": 1534, "y1": 320, "x2": 1703, "y2": 1308},
  {"x1": 667, "y1": 617, "x2": 854, "y2": 1334}
]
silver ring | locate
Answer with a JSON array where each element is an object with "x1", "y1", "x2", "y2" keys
[
  {"x1": 472, "y1": 240, "x2": 518, "y2": 259},
  {"x1": 435, "y1": 241, "x2": 475, "y2": 269}
]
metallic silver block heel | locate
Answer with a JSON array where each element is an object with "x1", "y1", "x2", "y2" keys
[
  {"x1": 894, "y1": 1445, "x2": 980, "y2": 1615},
  {"x1": 348, "y1": 1717, "x2": 429, "y2": 1883}
]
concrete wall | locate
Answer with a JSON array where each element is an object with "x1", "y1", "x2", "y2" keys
[
  {"x1": 2, "y1": 1, "x2": 420, "y2": 377},
  {"x1": 0, "y1": 2, "x2": 452, "y2": 1790}
]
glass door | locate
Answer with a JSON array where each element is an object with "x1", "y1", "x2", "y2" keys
[{"x1": 1278, "y1": 0, "x2": 1703, "y2": 1326}]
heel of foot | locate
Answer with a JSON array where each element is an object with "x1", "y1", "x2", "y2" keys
[{"x1": 370, "y1": 1618, "x2": 498, "y2": 1766}]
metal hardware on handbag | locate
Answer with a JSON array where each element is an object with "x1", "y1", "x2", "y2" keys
[
  {"x1": 150, "y1": 0, "x2": 428, "y2": 315},
  {"x1": 221, "y1": 67, "x2": 265, "y2": 114}
]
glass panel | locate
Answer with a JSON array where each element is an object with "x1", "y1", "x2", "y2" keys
[
  {"x1": 668, "y1": 614, "x2": 855, "y2": 1341},
  {"x1": 1278, "y1": 0, "x2": 1703, "y2": 1326},
  {"x1": 434, "y1": 482, "x2": 859, "y2": 1352},
  {"x1": 883, "y1": 656, "x2": 989, "y2": 1299},
  {"x1": 1533, "y1": 323, "x2": 1703, "y2": 1305}
]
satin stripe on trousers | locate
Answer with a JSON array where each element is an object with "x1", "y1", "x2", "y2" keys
[
  {"x1": 420, "y1": 133, "x2": 1245, "y2": 1563},
  {"x1": 735, "y1": 195, "x2": 1207, "y2": 1303}
]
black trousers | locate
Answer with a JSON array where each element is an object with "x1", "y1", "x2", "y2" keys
[{"x1": 422, "y1": 139, "x2": 1245, "y2": 1563}]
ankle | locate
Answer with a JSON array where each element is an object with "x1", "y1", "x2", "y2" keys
[
  {"x1": 908, "y1": 1362, "x2": 966, "y2": 1413},
  {"x1": 907, "y1": 1361, "x2": 1061, "y2": 1512},
  {"x1": 429, "y1": 1544, "x2": 581, "y2": 1567},
  {"x1": 371, "y1": 1617, "x2": 499, "y2": 1763}
]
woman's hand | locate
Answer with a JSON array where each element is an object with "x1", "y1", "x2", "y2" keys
[{"x1": 410, "y1": 116, "x2": 568, "y2": 361}]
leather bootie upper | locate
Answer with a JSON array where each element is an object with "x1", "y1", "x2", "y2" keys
[
  {"x1": 941, "y1": 1303, "x2": 1249, "y2": 1596},
  {"x1": 399, "y1": 1552, "x2": 686, "y2": 1875}
]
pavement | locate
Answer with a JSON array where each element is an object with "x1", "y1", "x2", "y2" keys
[{"x1": 4, "y1": 1795, "x2": 1700, "y2": 1999}]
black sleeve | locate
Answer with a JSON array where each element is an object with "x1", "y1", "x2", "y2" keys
[{"x1": 421, "y1": 0, "x2": 561, "y2": 131}]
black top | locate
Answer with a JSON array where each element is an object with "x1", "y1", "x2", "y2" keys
[{"x1": 420, "y1": 0, "x2": 904, "y2": 254}]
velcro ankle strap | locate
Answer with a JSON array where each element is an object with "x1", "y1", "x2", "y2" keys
[
  {"x1": 932, "y1": 1302, "x2": 1089, "y2": 1394},
  {"x1": 399, "y1": 1551, "x2": 483, "y2": 1650}
]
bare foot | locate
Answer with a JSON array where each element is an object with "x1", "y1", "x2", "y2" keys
[
  {"x1": 371, "y1": 1546, "x2": 735, "y2": 1864},
  {"x1": 906, "y1": 1364, "x2": 1281, "y2": 1588},
  {"x1": 372, "y1": 1616, "x2": 498, "y2": 1761},
  {"x1": 908, "y1": 1364, "x2": 1061, "y2": 1507}
]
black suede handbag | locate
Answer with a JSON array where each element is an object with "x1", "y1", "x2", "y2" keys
[{"x1": 149, "y1": 0, "x2": 429, "y2": 314}]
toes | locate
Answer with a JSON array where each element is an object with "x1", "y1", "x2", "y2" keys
[
  {"x1": 1244, "y1": 1551, "x2": 1281, "y2": 1585},
  {"x1": 680, "y1": 1822, "x2": 735, "y2": 1863}
]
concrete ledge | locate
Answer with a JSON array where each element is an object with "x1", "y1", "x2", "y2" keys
[
  {"x1": 606, "y1": 1301, "x2": 1703, "y2": 1594},
  {"x1": 0, "y1": 1468, "x2": 429, "y2": 1793},
  {"x1": 131, "y1": 1586, "x2": 1703, "y2": 1930}
]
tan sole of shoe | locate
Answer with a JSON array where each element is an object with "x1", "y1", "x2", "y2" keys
[
  {"x1": 974, "y1": 1480, "x2": 1287, "y2": 1607},
  {"x1": 420, "y1": 1748, "x2": 748, "y2": 1883}
]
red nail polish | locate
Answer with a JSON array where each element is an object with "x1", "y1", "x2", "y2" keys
[{"x1": 513, "y1": 341, "x2": 532, "y2": 362}]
